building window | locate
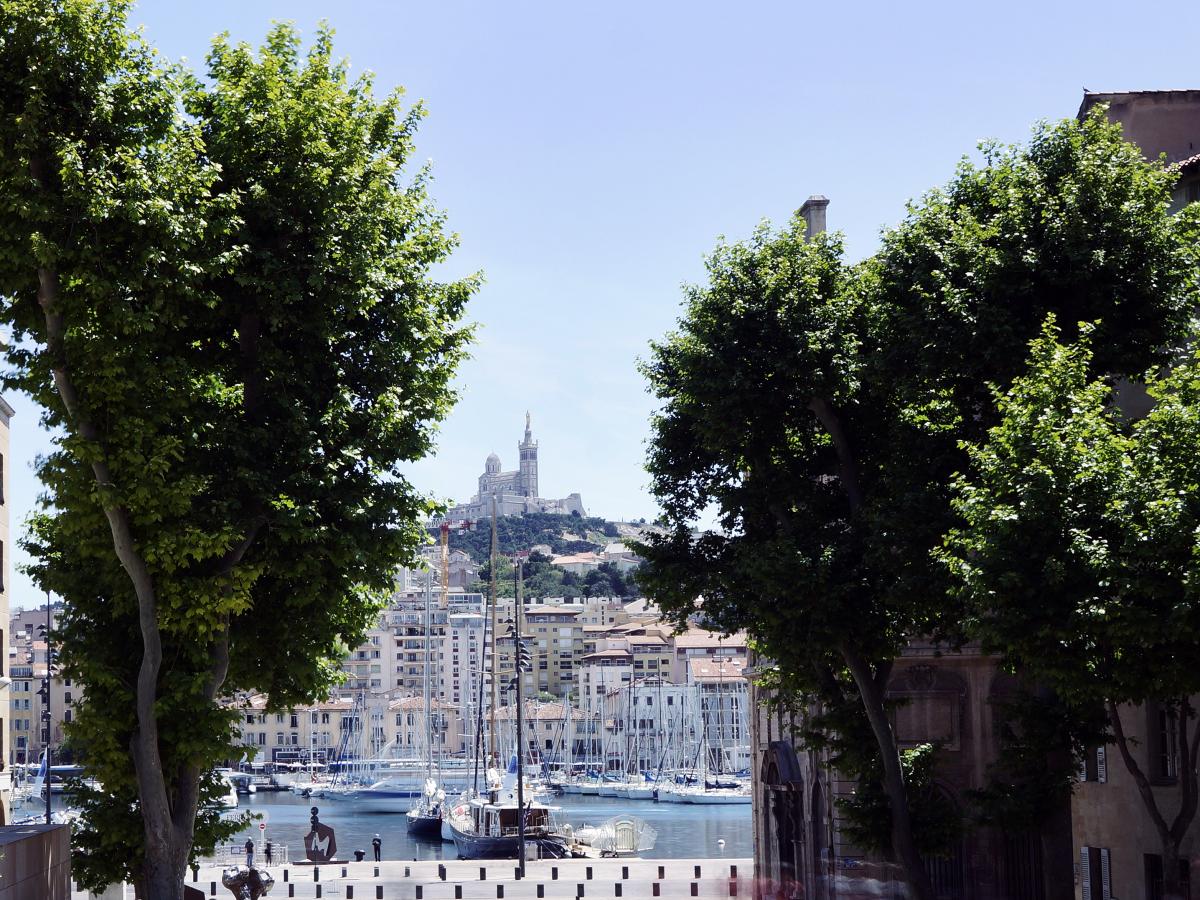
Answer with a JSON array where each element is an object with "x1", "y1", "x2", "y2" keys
[
  {"x1": 290, "y1": 714, "x2": 299, "y2": 729},
  {"x1": 1081, "y1": 846, "x2": 1112, "y2": 900},
  {"x1": 1147, "y1": 702, "x2": 1180, "y2": 783},
  {"x1": 1080, "y1": 746, "x2": 1107, "y2": 783},
  {"x1": 1144, "y1": 853, "x2": 1190, "y2": 900},
  {"x1": 276, "y1": 732, "x2": 284, "y2": 745}
]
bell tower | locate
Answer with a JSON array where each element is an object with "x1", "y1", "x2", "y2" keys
[{"x1": 518, "y1": 411, "x2": 538, "y2": 499}]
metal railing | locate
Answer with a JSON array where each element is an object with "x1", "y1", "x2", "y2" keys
[{"x1": 198, "y1": 842, "x2": 291, "y2": 868}]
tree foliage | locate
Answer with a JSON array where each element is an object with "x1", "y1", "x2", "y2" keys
[
  {"x1": 636, "y1": 111, "x2": 1198, "y2": 895},
  {"x1": 943, "y1": 322, "x2": 1200, "y2": 897},
  {"x1": 0, "y1": 3, "x2": 474, "y2": 895}
]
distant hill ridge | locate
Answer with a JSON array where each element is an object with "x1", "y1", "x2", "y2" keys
[{"x1": 429, "y1": 511, "x2": 654, "y2": 564}]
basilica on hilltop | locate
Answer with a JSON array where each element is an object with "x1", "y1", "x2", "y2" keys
[{"x1": 443, "y1": 413, "x2": 585, "y2": 521}]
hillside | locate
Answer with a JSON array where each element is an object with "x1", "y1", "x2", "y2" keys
[{"x1": 432, "y1": 512, "x2": 623, "y2": 564}]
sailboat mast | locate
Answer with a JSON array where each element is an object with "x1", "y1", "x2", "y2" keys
[
  {"x1": 515, "y1": 555, "x2": 527, "y2": 875},
  {"x1": 489, "y1": 495, "x2": 499, "y2": 766},
  {"x1": 424, "y1": 570, "x2": 433, "y2": 781}
]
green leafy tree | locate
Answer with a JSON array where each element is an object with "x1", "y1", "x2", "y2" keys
[
  {"x1": 636, "y1": 112, "x2": 1197, "y2": 898},
  {"x1": 0, "y1": 4, "x2": 474, "y2": 897},
  {"x1": 944, "y1": 322, "x2": 1200, "y2": 900}
]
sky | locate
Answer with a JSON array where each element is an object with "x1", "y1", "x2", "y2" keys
[{"x1": 8, "y1": 0, "x2": 1200, "y2": 607}]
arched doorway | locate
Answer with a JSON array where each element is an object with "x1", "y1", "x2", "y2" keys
[
  {"x1": 761, "y1": 742, "x2": 804, "y2": 899},
  {"x1": 924, "y1": 787, "x2": 965, "y2": 900}
]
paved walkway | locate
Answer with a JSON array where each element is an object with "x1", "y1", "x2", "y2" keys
[{"x1": 77, "y1": 857, "x2": 754, "y2": 899}]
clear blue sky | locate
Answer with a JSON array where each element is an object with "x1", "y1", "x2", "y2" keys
[{"x1": 8, "y1": 0, "x2": 1199, "y2": 607}]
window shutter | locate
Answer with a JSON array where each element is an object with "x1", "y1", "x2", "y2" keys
[
  {"x1": 1097, "y1": 746, "x2": 1107, "y2": 783},
  {"x1": 1100, "y1": 848, "x2": 1111, "y2": 900},
  {"x1": 1082, "y1": 847, "x2": 1092, "y2": 900}
]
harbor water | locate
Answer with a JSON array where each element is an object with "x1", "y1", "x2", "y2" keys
[{"x1": 225, "y1": 790, "x2": 751, "y2": 862}]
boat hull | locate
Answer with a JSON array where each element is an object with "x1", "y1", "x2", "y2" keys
[
  {"x1": 407, "y1": 811, "x2": 443, "y2": 839},
  {"x1": 448, "y1": 821, "x2": 570, "y2": 860},
  {"x1": 681, "y1": 792, "x2": 751, "y2": 805}
]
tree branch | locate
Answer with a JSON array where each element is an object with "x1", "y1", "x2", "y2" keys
[
  {"x1": 36, "y1": 260, "x2": 172, "y2": 838},
  {"x1": 1107, "y1": 700, "x2": 1172, "y2": 844},
  {"x1": 1170, "y1": 699, "x2": 1199, "y2": 845},
  {"x1": 808, "y1": 397, "x2": 864, "y2": 512}
]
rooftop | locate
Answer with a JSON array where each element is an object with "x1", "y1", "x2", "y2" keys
[
  {"x1": 688, "y1": 656, "x2": 748, "y2": 682},
  {"x1": 672, "y1": 630, "x2": 748, "y2": 650}
]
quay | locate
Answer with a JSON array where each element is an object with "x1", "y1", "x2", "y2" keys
[{"x1": 74, "y1": 857, "x2": 753, "y2": 899}]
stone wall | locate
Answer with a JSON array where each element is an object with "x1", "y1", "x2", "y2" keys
[{"x1": 0, "y1": 823, "x2": 71, "y2": 900}]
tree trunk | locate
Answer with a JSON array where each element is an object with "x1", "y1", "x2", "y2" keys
[
  {"x1": 843, "y1": 647, "x2": 936, "y2": 900},
  {"x1": 139, "y1": 832, "x2": 190, "y2": 900},
  {"x1": 1107, "y1": 700, "x2": 1200, "y2": 900},
  {"x1": 1162, "y1": 839, "x2": 1185, "y2": 900}
]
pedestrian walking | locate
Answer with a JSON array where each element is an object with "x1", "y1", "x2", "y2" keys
[
  {"x1": 244, "y1": 837, "x2": 255, "y2": 868},
  {"x1": 264, "y1": 840, "x2": 273, "y2": 866},
  {"x1": 372, "y1": 834, "x2": 382, "y2": 862}
]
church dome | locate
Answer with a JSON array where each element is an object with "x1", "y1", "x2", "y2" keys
[{"x1": 485, "y1": 452, "x2": 501, "y2": 474}]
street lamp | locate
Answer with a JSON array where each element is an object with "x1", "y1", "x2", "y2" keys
[
  {"x1": 36, "y1": 594, "x2": 54, "y2": 824},
  {"x1": 505, "y1": 561, "x2": 534, "y2": 876}
]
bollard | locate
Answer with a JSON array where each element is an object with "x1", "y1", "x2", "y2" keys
[
  {"x1": 377, "y1": 887, "x2": 384, "y2": 900},
  {"x1": 729, "y1": 877, "x2": 738, "y2": 897},
  {"x1": 657, "y1": 866, "x2": 665, "y2": 880},
  {"x1": 652, "y1": 885, "x2": 660, "y2": 897},
  {"x1": 315, "y1": 867, "x2": 321, "y2": 882},
  {"x1": 622, "y1": 866, "x2": 628, "y2": 880},
  {"x1": 406, "y1": 867, "x2": 411, "y2": 878},
  {"x1": 551, "y1": 867, "x2": 559, "y2": 881},
  {"x1": 481, "y1": 867, "x2": 488, "y2": 881},
  {"x1": 515, "y1": 867, "x2": 522, "y2": 880},
  {"x1": 577, "y1": 883, "x2": 585, "y2": 897},
  {"x1": 211, "y1": 882, "x2": 217, "y2": 897},
  {"x1": 284, "y1": 870, "x2": 290, "y2": 882},
  {"x1": 347, "y1": 887, "x2": 354, "y2": 899},
  {"x1": 537, "y1": 886, "x2": 545, "y2": 898},
  {"x1": 455, "y1": 886, "x2": 463, "y2": 899},
  {"x1": 497, "y1": 886, "x2": 504, "y2": 899},
  {"x1": 586, "y1": 866, "x2": 593, "y2": 881},
  {"x1": 615, "y1": 885, "x2": 622, "y2": 897},
  {"x1": 288, "y1": 885, "x2": 295, "y2": 899},
  {"x1": 730, "y1": 865, "x2": 737, "y2": 878},
  {"x1": 316, "y1": 887, "x2": 323, "y2": 899},
  {"x1": 694, "y1": 865, "x2": 702, "y2": 879},
  {"x1": 690, "y1": 884, "x2": 698, "y2": 897},
  {"x1": 416, "y1": 886, "x2": 423, "y2": 900},
  {"x1": 375, "y1": 867, "x2": 380, "y2": 878},
  {"x1": 343, "y1": 866, "x2": 349, "y2": 878},
  {"x1": 439, "y1": 864, "x2": 447, "y2": 882}
]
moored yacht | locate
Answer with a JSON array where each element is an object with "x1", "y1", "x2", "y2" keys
[{"x1": 446, "y1": 765, "x2": 570, "y2": 860}]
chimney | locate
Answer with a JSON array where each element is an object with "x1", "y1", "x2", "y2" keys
[{"x1": 800, "y1": 195, "x2": 829, "y2": 238}]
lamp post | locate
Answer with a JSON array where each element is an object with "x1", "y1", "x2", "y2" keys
[
  {"x1": 506, "y1": 559, "x2": 532, "y2": 876},
  {"x1": 37, "y1": 593, "x2": 52, "y2": 824}
]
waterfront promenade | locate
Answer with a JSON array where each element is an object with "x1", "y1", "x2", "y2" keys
[{"x1": 73, "y1": 857, "x2": 754, "y2": 899}]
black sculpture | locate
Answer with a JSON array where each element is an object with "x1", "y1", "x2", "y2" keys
[
  {"x1": 304, "y1": 806, "x2": 338, "y2": 862},
  {"x1": 221, "y1": 865, "x2": 274, "y2": 900}
]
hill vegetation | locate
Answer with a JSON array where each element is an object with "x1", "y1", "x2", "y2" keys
[
  {"x1": 432, "y1": 512, "x2": 620, "y2": 562},
  {"x1": 430, "y1": 513, "x2": 646, "y2": 600}
]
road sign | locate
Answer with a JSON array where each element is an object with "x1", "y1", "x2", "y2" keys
[{"x1": 259, "y1": 823, "x2": 266, "y2": 832}]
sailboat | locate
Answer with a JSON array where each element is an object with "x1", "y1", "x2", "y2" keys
[
  {"x1": 407, "y1": 569, "x2": 445, "y2": 838},
  {"x1": 447, "y1": 540, "x2": 572, "y2": 861},
  {"x1": 446, "y1": 757, "x2": 571, "y2": 859}
]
